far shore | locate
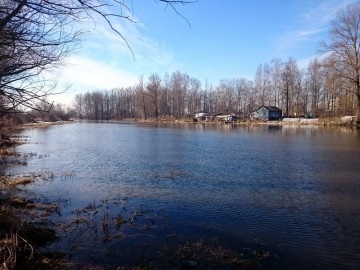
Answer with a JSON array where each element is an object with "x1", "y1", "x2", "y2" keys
[
  {"x1": 19, "y1": 116, "x2": 359, "y2": 130},
  {"x1": 20, "y1": 120, "x2": 75, "y2": 129},
  {"x1": 131, "y1": 116, "x2": 359, "y2": 128}
]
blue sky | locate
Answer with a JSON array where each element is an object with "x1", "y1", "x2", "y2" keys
[{"x1": 55, "y1": 0, "x2": 357, "y2": 104}]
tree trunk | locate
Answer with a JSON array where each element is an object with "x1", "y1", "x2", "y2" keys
[{"x1": 357, "y1": 93, "x2": 360, "y2": 128}]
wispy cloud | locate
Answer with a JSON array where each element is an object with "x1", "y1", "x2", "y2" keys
[
  {"x1": 52, "y1": 13, "x2": 178, "y2": 104},
  {"x1": 81, "y1": 14, "x2": 175, "y2": 68},
  {"x1": 273, "y1": 0, "x2": 357, "y2": 57}
]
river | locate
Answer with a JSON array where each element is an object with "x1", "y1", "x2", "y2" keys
[{"x1": 5, "y1": 122, "x2": 360, "y2": 269}]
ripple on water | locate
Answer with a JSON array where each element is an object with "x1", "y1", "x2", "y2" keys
[{"x1": 7, "y1": 123, "x2": 360, "y2": 269}]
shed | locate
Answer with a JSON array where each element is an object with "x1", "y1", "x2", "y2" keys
[
  {"x1": 194, "y1": 112, "x2": 221, "y2": 122},
  {"x1": 194, "y1": 112, "x2": 210, "y2": 121},
  {"x1": 250, "y1": 106, "x2": 282, "y2": 120}
]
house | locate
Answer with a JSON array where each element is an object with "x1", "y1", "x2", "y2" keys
[{"x1": 250, "y1": 106, "x2": 282, "y2": 120}]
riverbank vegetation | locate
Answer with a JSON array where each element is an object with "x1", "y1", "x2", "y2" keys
[{"x1": 0, "y1": 172, "x2": 62, "y2": 269}]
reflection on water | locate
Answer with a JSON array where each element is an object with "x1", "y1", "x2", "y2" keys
[{"x1": 7, "y1": 122, "x2": 360, "y2": 269}]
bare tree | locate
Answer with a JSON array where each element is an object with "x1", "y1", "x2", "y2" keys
[
  {"x1": 321, "y1": 2, "x2": 360, "y2": 121},
  {"x1": 0, "y1": 0, "x2": 78, "y2": 113},
  {"x1": 147, "y1": 73, "x2": 162, "y2": 118},
  {"x1": 307, "y1": 58, "x2": 324, "y2": 117},
  {"x1": 0, "y1": 0, "x2": 194, "y2": 115},
  {"x1": 186, "y1": 77, "x2": 201, "y2": 115},
  {"x1": 281, "y1": 57, "x2": 298, "y2": 117},
  {"x1": 255, "y1": 63, "x2": 271, "y2": 106},
  {"x1": 269, "y1": 58, "x2": 283, "y2": 107},
  {"x1": 217, "y1": 79, "x2": 235, "y2": 114},
  {"x1": 135, "y1": 76, "x2": 147, "y2": 120},
  {"x1": 170, "y1": 71, "x2": 189, "y2": 118}
]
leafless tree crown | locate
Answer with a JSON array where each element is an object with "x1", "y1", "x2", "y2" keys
[
  {"x1": 0, "y1": 0, "x2": 194, "y2": 114},
  {"x1": 321, "y1": 2, "x2": 360, "y2": 118}
]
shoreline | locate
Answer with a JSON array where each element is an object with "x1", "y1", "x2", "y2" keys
[
  {"x1": 20, "y1": 120, "x2": 75, "y2": 129},
  {"x1": 127, "y1": 116, "x2": 358, "y2": 128},
  {"x1": 14, "y1": 115, "x2": 358, "y2": 130}
]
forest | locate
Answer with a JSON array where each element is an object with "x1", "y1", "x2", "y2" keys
[
  {"x1": 73, "y1": 55, "x2": 357, "y2": 121},
  {"x1": 1, "y1": 1, "x2": 359, "y2": 123}
]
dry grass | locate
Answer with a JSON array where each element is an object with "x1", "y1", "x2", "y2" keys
[
  {"x1": 0, "y1": 234, "x2": 18, "y2": 270},
  {"x1": 0, "y1": 171, "x2": 61, "y2": 269},
  {"x1": 7, "y1": 177, "x2": 34, "y2": 187},
  {"x1": 0, "y1": 147, "x2": 17, "y2": 156},
  {"x1": 0, "y1": 201, "x2": 61, "y2": 270}
]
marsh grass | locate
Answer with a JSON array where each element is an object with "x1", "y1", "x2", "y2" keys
[
  {"x1": 0, "y1": 171, "x2": 62, "y2": 269},
  {"x1": 7, "y1": 177, "x2": 34, "y2": 187},
  {"x1": 1, "y1": 188, "x2": 272, "y2": 269},
  {"x1": 0, "y1": 203, "x2": 60, "y2": 269},
  {"x1": 49, "y1": 197, "x2": 272, "y2": 269},
  {"x1": 155, "y1": 239, "x2": 270, "y2": 269},
  {"x1": 1, "y1": 137, "x2": 271, "y2": 269},
  {"x1": 4, "y1": 171, "x2": 54, "y2": 189}
]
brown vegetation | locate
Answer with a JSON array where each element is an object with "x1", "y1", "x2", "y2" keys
[
  {"x1": 0, "y1": 145, "x2": 60, "y2": 269},
  {"x1": 0, "y1": 195, "x2": 60, "y2": 269}
]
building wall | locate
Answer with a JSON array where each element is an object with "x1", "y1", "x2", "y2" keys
[
  {"x1": 258, "y1": 107, "x2": 269, "y2": 119},
  {"x1": 269, "y1": 111, "x2": 282, "y2": 120},
  {"x1": 250, "y1": 107, "x2": 282, "y2": 120}
]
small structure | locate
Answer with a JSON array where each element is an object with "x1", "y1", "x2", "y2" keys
[
  {"x1": 194, "y1": 112, "x2": 210, "y2": 121},
  {"x1": 216, "y1": 114, "x2": 239, "y2": 123},
  {"x1": 194, "y1": 112, "x2": 221, "y2": 122},
  {"x1": 194, "y1": 112, "x2": 239, "y2": 123},
  {"x1": 250, "y1": 106, "x2": 282, "y2": 121}
]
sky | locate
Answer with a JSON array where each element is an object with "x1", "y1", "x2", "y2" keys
[{"x1": 53, "y1": 0, "x2": 358, "y2": 105}]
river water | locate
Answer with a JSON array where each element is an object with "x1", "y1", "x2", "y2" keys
[{"x1": 5, "y1": 122, "x2": 360, "y2": 269}]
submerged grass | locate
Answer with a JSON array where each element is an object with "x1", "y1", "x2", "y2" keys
[
  {"x1": 1, "y1": 183, "x2": 272, "y2": 269},
  {"x1": 51, "y1": 197, "x2": 272, "y2": 269},
  {"x1": 156, "y1": 239, "x2": 270, "y2": 269},
  {"x1": 0, "y1": 134, "x2": 271, "y2": 269}
]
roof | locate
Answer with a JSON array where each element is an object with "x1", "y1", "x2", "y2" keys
[{"x1": 256, "y1": 106, "x2": 282, "y2": 112}]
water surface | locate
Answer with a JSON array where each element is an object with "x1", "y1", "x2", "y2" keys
[{"x1": 7, "y1": 122, "x2": 360, "y2": 269}]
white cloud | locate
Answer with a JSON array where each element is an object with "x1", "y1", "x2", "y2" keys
[
  {"x1": 47, "y1": 56, "x2": 138, "y2": 105},
  {"x1": 60, "y1": 56, "x2": 138, "y2": 90},
  {"x1": 49, "y1": 13, "x2": 179, "y2": 104}
]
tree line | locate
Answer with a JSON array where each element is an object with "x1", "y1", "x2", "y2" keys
[
  {"x1": 1, "y1": 1, "x2": 359, "y2": 123},
  {"x1": 74, "y1": 2, "x2": 360, "y2": 121},
  {"x1": 74, "y1": 54, "x2": 357, "y2": 120}
]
